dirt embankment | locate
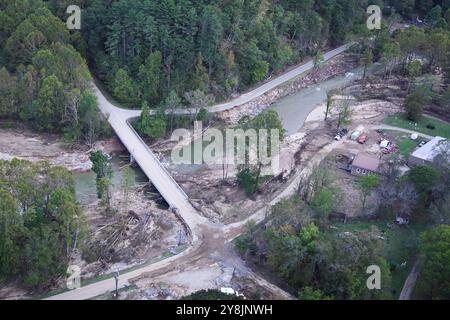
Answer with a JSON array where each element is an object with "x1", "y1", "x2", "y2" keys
[{"x1": 0, "y1": 125, "x2": 126, "y2": 172}]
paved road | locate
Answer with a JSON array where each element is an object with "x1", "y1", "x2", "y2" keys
[
  {"x1": 45, "y1": 43, "x2": 352, "y2": 300},
  {"x1": 109, "y1": 43, "x2": 353, "y2": 119}
]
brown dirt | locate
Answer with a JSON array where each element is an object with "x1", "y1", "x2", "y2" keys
[
  {"x1": 75, "y1": 187, "x2": 185, "y2": 281},
  {"x1": 0, "y1": 125, "x2": 125, "y2": 172}
]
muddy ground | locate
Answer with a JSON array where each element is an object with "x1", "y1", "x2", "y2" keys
[
  {"x1": 73, "y1": 187, "x2": 185, "y2": 281},
  {"x1": 0, "y1": 123, "x2": 126, "y2": 172}
]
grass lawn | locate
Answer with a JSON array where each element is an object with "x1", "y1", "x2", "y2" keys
[
  {"x1": 382, "y1": 130, "x2": 428, "y2": 158},
  {"x1": 384, "y1": 113, "x2": 450, "y2": 139},
  {"x1": 329, "y1": 221, "x2": 426, "y2": 299},
  {"x1": 397, "y1": 138, "x2": 420, "y2": 158}
]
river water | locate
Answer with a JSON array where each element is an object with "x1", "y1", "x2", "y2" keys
[
  {"x1": 74, "y1": 156, "x2": 148, "y2": 205},
  {"x1": 271, "y1": 64, "x2": 375, "y2": 135}
]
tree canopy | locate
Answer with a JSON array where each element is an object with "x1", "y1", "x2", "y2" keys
[
  {"x1": 0, "y1": 159, "x2": 85, "y2": 289},
  {"x1": 0, "y1": 0, "x2": 107, "y2": 143}
]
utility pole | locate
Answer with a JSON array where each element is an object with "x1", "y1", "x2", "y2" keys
[{"x1": 114, "y1": 269, "x2": 120, "y2": 298}]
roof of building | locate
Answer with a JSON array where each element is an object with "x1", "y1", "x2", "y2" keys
[
  {"x1": 352, "y1": 153, "x2": 380, "y2": 172},
  {"x1": 411, "y1": 136, "x2": 449, "y2": 162}
]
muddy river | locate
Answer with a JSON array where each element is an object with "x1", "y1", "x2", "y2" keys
[{"x1": 272, "y1": 63, "x2": 380, "y2": 135}]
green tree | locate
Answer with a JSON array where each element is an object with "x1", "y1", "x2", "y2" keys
[
  {"x1": 78, "y1": 90, "x2": 107, "y2": 146},
  {"x1": 358, "y1": 175, "x2": 380, "y2": 212},
  {"x1": 113, "y1": 68, "x2": 138, "y2": 106},
  {"x1": 419, "y1": 225, "x2": 450, "y2": 299},
  {"x1": 311, "y1": 188, "x2": 336, "y2": 220},
  {"x1": 138, "y1": 51, "x2": 162, "y2": 105},
  {"x1": 407, "y1": 165, "x2": 439, "y2": 205},
  {"x1": 0, "y1": 159, "x2": 85, "y2": 288},
  {"x1": 381, "y1": 39, "x2": 401, "y2": 79},
  {"x1": 184, "y1": 89, "x2": 214, "y2": 123},
  {"x1": 89, "y1": 151, "x2": 113, "y2": 214},
  {"x1": 34, "y1": 75, "x2": 65, "y2": 132},
  {"x1": 313, "y1": 50, "x2": 325, "y2": 71},
  {"x1": 0, "y1": 67, "x2": 18, "y2": 118},
  {"x1": 165, "y1": 90, "x2": 181, "y2": 132},
  {"x1": 336, "y1": 99, "x2": 353, "y2": 131},
  {"x1": 407, "y1": 60, "x2": 423, "y2": 93},
  {"x1": 0, "y1": 189, "x2": 22, "y2": 278},
  {"x1": 196, "y1": 107, "x2": 209, "y2": 124},
  {"x1": 424, "y1": 28, "x2": 450, "y2": 69},
  {"x1": 238, "y1": 109, "x2": 285, "y2": 194},
  {"x1": 426, "y1": 5, "x2": 443, "y2": 27},
  {"x1": 298, "y1": 287, "x2": 333, "y2": 300},
  {"x1": 404, "y1": 90, "x2": 425, "y2": 122},
  {"x1": 137, "y1": 101, "x2": 152, "y2": 135},
  {"x1": 192, "y1": 53, "x2": 209, "y2": 92},
  {"x1": 237, "y1": 168, "x2": 258, "y2": 196},
  {"x1": 147, "y1": 107, "x2": 167, "y2": 139}
]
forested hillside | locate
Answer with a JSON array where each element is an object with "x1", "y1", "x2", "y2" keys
[
  {"x1": 2, "y1": 0, "x2": 449, "y2": 134},
  {"x1": 0, "y1": 0, "x2": 108, "y2": 144},
  {"x1": 79, "y1": 0, "x2": 378, "y2": 107}
]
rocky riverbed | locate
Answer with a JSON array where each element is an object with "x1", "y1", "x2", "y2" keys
[{"x1": 218, "y1": 53, "x2": 360, "y2": 124}]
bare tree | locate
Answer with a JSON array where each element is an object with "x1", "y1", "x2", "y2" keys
[
  {"x1": 336, "y1": 98, "x2": 353, "y2": 131},
  {"x1": 184, "y1": 89, "x2": 214, "y2": 124}
]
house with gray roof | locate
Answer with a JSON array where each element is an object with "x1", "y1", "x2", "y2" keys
[{"x1": 408, "y1": 136, "x2": 450, "y2": 166}]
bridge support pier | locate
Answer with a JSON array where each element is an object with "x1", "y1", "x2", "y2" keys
[{"x1": 130, "y1": 154, "x2": 136, "y2": 165}]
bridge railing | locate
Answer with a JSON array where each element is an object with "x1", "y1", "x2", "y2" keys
[{"x1": 125, "y1": 119, "x2": 189, "y2": 201}]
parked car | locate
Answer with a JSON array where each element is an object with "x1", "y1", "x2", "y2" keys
[
  {"x1": 358, "y1": 135, "x2": 368, "y2": 144},
  {"x1": 351, "y1": 126, "x2": 365, "y2": 140},
  {"x1": 340, "y1": 128, "x2": 349, "y2": 135},
  {"x1": 334, "y1": 128, "x2": 349, "y2": 141},
  {"x1": 382, "y1": 144, "x2": 398, "y2": 154}
]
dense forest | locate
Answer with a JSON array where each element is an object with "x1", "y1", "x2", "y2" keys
[
  {"x1": 78, "y1": 0, "x2": 450, "y2": 109},
  {"x1": 2, "y1": 0, "x2": 450, "y2": 136},
  {"x1": 78, "y1": 0, "x2": 383, "y2": 108},
  {"x1": 0, "y1": 0, "x2": 108, "y2": 144}
]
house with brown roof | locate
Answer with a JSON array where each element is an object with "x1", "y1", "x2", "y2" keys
[{"x1": 350, "y1": 152, "x2": 380, "y2": 176}]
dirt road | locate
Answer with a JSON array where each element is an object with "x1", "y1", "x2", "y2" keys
[{"x1": 399, "y1": 260, "x2": 420, "y2": 300}]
